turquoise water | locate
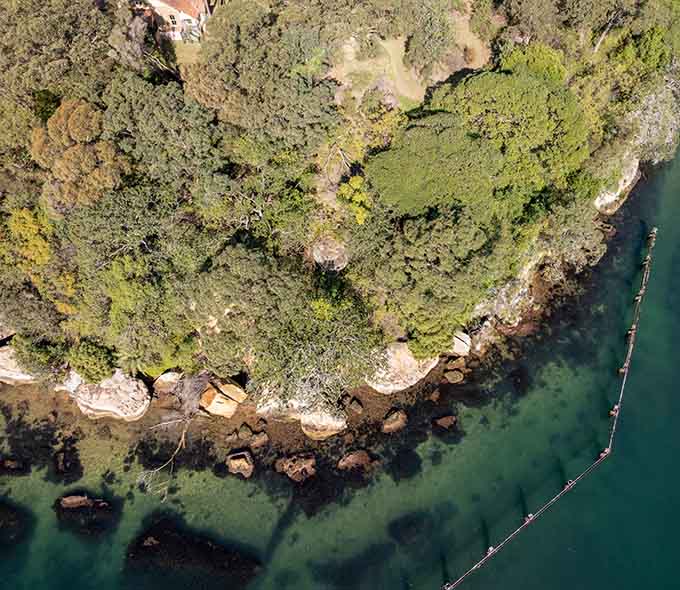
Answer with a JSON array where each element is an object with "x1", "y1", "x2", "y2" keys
[{"x1": 1, "y1": 153, "x2": 678, "y2": 590}]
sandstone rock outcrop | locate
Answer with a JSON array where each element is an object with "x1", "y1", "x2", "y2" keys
[
  {"x1": 311, "y1": 236, "x2": 349, "y2": 271},
  {"x1": 200, "y1": 380, "x2": 247, "y2": 418},
  {"x1": 200, "y1": 385, "x2": 239, "y2": 418},
  {"x1": 152, "y1": 371, "x2": 183, "y2": 396},
  {"x1": 71, "y1": 369, "x2": 150, "y2": 422},
  {"x1": 275, "y1": 454, "x2": 316, "y2": 482},
  {"x1": 594, "y1": 154, "x2": 640, "y2": 215},
  {"x1": 0, "y1": 347, "x2": 37, "y2": 386},
  {"x1": 55, "y1": 370, "x2": 84, "y2": 394},
  {"x1": 257, "y1": 395, "x2": 346, "y2": 441},
  {"x1": 214, "y1": 379, "x2": 248, "y2": 403},
  {"x1": 300, "y1": 410, "x2": 347, "y2": 440},
  {"x1": 366, "y1": 342, "x2": 439, "y2": 395},
  {"x1": 382, "y1": 408, "x2": 407, "y2": 434},
  {"x1": 451, "y1": 331, "x2": 472, "y2": 357},
  {"x1": 226, "y1": 451, "x2": 254, "y2": 479}
]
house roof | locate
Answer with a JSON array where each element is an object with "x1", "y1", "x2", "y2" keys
[{"x1": 157, "y1": 0, "x2": 206, "y2": 20}]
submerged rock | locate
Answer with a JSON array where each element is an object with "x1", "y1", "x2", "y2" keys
[
  {"x1": 382, "y1": 409, "x2": 407, "y2": 434},
  {"x1": 275, "y1": 454, "x2": 316, "y2": 483},
  {"x1": 433, "y1": 415, "x2": 457, "y2": 430},
  {"x1": 0, "y1": 500, "x2": 31, "y2": 548},
  {"x1": 337, "y1": 450, "x2": 374, "y2": 471},
  {"x1": 54, "y1": 492, "x2": 121, "y2": 536},
  {"x1": 366, "y1": 342, "x2": 439, "y2": 395},
  {"x1": 443, "y1": 370, "x2": 464, "y2": 384},
  {"x1": 71, "y1": 369, "x2": 150, "y2": 421},
  {"x1": 126, "y1": 515, "x2": 261, "y2": 588},
  {"x1": 226, "y1": 451, "x2": 255, "y2": 479},
  {"x1": 0, "y1": 456, "x2": 30, "y2": 476},
  {"x1": 0, "y1": 347, "x2": 37, "y2": 386}
]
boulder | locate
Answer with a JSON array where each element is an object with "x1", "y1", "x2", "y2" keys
[
  {"x1": 366, "y1": 342, "x2": 439, "y2": 395},
  {"x1": 237, "y1": 423, "x2": 253, "y2": 440},
  {"x1": 300, "y1": 410, "x2": 346, "y2": 440},
  {"x1": 445, "y1": 357, "x2": 466, "y2": 371},
  {"x1": 71, "y1": 370, "x2": 150, "y2": 422},
  {"x1": 226, "y1": 451, "x2": 254, "y2": 479},
  {"x1": 444, "y1": 370, "x2": 464, "y2": 384},
  {"x1": 0, "y1": 347, "x2": 37, "y2": 386},
  {"x1": 382, "y1": 409, "x2": 407, "y2": 434},
  {"x1": 311, "y1": 236, "x2": 349, "y2": 271},
  {"x1": 451, "y1": 332, "x2": 472, "y2": 357},
  {"x1": 153, "y1": 372, "x2": 183, "y2": 396},
  {"x1": 200, "y1": 385, "x2": 239, "y2": 419},
  {"x1": 337, "y1": 450, "x2": 373, "y2": 471},
  {"x1": 249, "y1": 431, "x2": 269, "y2": 449},
  {"x1": 275, "y1": 454, "x2": 316, "y2": 483},
  {"x1": 348, "y1": 397, "x2": 364, "y2": 414},
  {"x1": 433, "y1": 415, "x2": 457, "y2": 429},
  {"x1": 214, "y1": 379, "x2": 247, "y2": 403}
]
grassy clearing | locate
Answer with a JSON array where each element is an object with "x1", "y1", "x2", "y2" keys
[{"x1": 172, "y1": 41, "x2": 201, "y2": 66}]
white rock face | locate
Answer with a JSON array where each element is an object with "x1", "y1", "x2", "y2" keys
[
  {"x1": 594, "y1": 155, "x2": 640, "y2": 215},
  {"x1": 256, "y1": 394, "x2": 347, "y2": 440},
  {"x1": 451, "y1": 331, "x2": 472, "y2": 357},
  {"x1": 55, "y1": 370, "x2": 84, "y2": 394},
  {"x1": 0, "y1": 347, "x2": 37, "y2": 386},
  {"x1": 71, "y1": 369, "x2": 150, "y2": 422},
  {"x1": 366, "y1": 342, "x2": 439, "y2": 395}
]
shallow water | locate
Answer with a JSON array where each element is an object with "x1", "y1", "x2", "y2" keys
[{"x1": 1, "y1": 154, "x2": 678, "y2": 590}]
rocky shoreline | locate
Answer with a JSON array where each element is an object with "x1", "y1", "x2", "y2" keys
[
  {"x1": 0, "y1": 177, "x2": 654, "y2": 517},
  {"x1": 1, "y1": 81, "x2": 678, "y2": 509}
]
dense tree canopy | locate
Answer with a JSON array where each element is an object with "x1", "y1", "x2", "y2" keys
[{"x1": 0, "y1": 0, "x2": 679, "y2": 399}]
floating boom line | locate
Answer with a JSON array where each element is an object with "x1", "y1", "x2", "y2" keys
[{"x1": 442, "y1": 227, "x2": 659, "y2": 590}]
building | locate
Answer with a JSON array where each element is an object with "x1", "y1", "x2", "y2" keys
[{"x1": 144, "y1": 0, "x2": 211, "y2": 42}]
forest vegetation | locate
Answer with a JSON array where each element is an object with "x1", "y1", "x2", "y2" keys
[{"x1": 1, "y1": 0, "x2": 679, "y2": 406}]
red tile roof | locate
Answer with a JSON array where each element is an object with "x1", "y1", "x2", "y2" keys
[{"x1": 160, "y1": 0, "x2": 206, "y2": 20}]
